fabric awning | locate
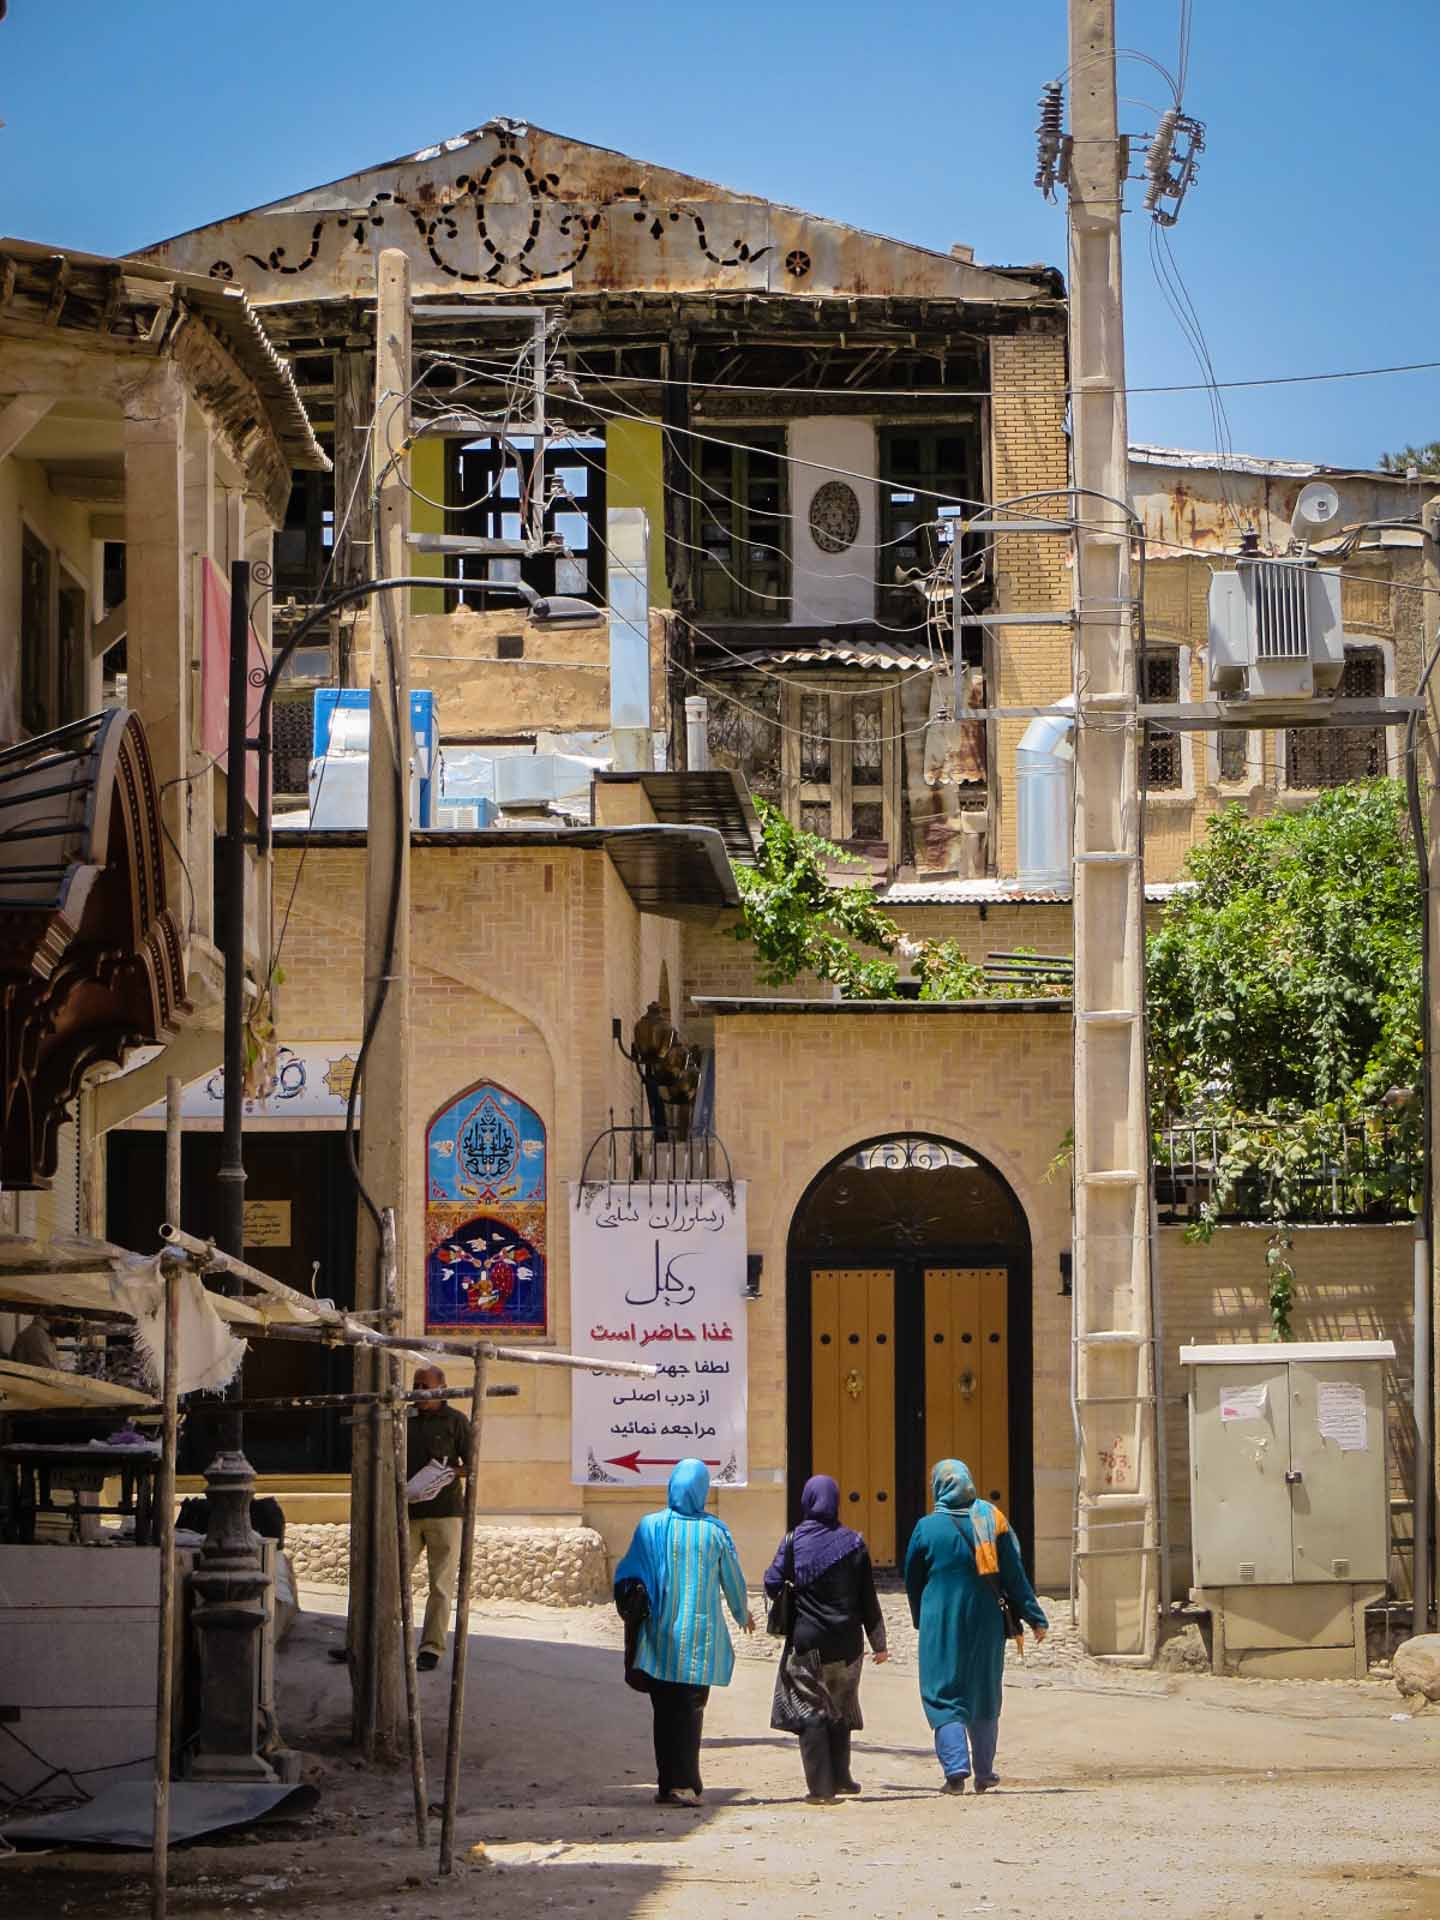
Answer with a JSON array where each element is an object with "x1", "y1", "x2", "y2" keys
[{"x1": 0, "y1": 1358, "x2": 155, "y2": 1412}]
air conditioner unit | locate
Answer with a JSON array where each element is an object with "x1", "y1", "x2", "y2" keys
[{"x1": 1207, "y1": 558, "x2": 1345, "y2": 705}]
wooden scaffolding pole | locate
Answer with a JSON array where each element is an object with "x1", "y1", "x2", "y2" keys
[
  {"x1": 439, "y1": 1355, "x2": 488, "y2": 1875},
  {"x1": 150, "y1": 1078, "x2": 183, "y2": 1920}
]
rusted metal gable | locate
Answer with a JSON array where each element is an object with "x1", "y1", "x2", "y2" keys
[{"x1": 138, "y1": 118, "x2": 1056, "y2": 309}]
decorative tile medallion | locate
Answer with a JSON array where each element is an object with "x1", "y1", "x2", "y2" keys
[{"x1": 425, "y1": 1080, "x2": 547, "y2": 1333}]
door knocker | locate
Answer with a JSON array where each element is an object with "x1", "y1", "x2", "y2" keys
[
  {"x1": 844, "y1": 1368, "x2": 864, "y2": 1400},
  {"x1": 959, "y1": 1369, "x2": 976, "y2": 1401}
]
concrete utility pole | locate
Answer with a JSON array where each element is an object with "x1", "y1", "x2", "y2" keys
[
  {"x1": 1065, "y1": 0, "x2": 1161, "y2": 1660},
  {"x1": 1422, "y1": 495, "x2": 1440, "y2": 1638},
  {"x1": 348, "y1": 246, "x2": 413, "y2": 1754}
]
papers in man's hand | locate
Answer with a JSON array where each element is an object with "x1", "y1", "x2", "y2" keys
[{"x1": 406, "y1": 1460, "x2": 457, "y2": 1504}]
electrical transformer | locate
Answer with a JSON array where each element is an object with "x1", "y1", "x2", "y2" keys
[{"x1": 1207, "y1": 558, "x2": 1346, "y2": 704}]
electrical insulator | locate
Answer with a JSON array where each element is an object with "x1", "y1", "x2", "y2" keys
[{"x1": 1034, "y1": 82, "x2": 1065, "y2": 199}]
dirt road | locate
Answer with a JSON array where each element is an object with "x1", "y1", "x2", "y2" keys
[{"x1": 9, "y1": 1586, "x2": 1440, "y2": 1920}]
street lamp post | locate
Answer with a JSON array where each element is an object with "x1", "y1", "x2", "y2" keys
[{"x1": 183, "y1": 564, "x2": 589, "y2": 1778}]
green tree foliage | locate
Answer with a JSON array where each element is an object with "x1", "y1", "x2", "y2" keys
[
  {"x1": 1146, "y1": 782, "x2": 1421, "y2": 1115},
  {"x1": 1147, "y1": 782, "x2": 1421, "y2": 1336},
  {"x1": 1379, "y1": 440, "x2": 1440, "y2": 476},
  {"x1": 732, "y1": 798, "x2": 1071, "y2": 1003},
  {"x1": 732, "y1": 798, "x2": 903, "y2": 998}
]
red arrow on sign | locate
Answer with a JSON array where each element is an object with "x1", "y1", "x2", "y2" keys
[{"x1": 605, "y1": 1452, "x2": 723, "y2": 1474}]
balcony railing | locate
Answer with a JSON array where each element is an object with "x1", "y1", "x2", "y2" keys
[{"x1": 1153, "y1": 1110, "x2": 1421, "y2": 1226}]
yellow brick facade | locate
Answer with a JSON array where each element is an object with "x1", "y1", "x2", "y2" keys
[{"x1": 214, "y1": 841, "x2": 1416, "y2": 1601}]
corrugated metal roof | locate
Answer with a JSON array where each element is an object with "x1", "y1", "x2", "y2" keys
[
  {"x1": 879, "y1": 877, "x2": 1194, "y2": 906},
  {"x1": 1130, "y1": 443, "x2": 1419, "y2": 485},
  {"x1": 706, "y1": 640, "x2": 935, "y2": 673}
]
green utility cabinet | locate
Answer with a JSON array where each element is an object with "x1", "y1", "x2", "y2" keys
[{"x1": 1181, "y1": 1339, "x2": 1394, "y2": 1678}]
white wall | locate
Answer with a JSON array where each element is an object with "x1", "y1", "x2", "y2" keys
[{"x1": 788, "y1": 417, "x2": 877, "y2": 627}]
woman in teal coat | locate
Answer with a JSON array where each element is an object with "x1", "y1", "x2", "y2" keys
[{"x1": 904, "y1": 1459, "x2": 1048, "y2": 1793}]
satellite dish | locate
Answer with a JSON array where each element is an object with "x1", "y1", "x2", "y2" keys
[{"x1": 1292, "y1": 480, "x2": 1341, "y2": 536}]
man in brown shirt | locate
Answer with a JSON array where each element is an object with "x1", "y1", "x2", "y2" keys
[{"x1": 406, "y1": 1366, "x2": 472, "y2": 1670}]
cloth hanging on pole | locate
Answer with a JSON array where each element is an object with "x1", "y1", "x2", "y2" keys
[{"x1": 108, "y1": 1254, "x2": 247, "y2": 1398}]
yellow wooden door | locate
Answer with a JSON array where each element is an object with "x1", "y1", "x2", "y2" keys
[
  {"x1": 924, "y1": 1268, "x2": 1010, "y2": 1512},
  {"x1": 810, "y1": 1268, "x2": 896, "y2": 1565}
]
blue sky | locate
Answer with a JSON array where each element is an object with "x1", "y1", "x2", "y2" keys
[{"x1": 3, "y1": 2, "x2": 1436, "y2": 468}]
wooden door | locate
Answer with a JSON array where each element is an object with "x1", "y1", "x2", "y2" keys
[
  {"x1": 810, "y1": 1268, "x2": 896, "y2": 1566},
  {"x1": 924, "y1": 1267, "x2": 1010, "y2": 1511}
]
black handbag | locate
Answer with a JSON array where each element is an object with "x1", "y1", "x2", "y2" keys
[
  {"x1": 615, "y1": 1576, "x2": 653, "y2": 1693},
  {"x1": 766, "y1": 1530, "x2": 798, "y2": 1638},
  {"x1": 946, "y1": 1513, "x2": 1024, "y2": 1647}
]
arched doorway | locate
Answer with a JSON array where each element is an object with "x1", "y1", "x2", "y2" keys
[{"x1": 786, "y1": 1134, "x2": 1033, "y2": 1568}]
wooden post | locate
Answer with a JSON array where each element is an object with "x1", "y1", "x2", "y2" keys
[
  {"x1": 386, "y1": 1220, "x2": 428, "y2": 1844},
  {"x1": 438, "y1": 1355, "x2": 487, "y2": 1875},
  {"x1": 349, "y1": 246, "x2": 413, "y2": 1756},
  {"x1": 151, "y1": 1077, "x2": 183, "y2": 1920}
]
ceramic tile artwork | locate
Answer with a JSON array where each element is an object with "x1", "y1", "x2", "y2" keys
[{"x1": 425, "y1": 1080, "x2": 547, "y2": 1333}]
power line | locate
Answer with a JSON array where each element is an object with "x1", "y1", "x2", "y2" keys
[{"x1": 419, "y1": 341, "x2": 1440, "y2": 405}]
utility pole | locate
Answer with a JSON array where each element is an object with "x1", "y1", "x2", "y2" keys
[
  {"x1": 348, "y1": 246, "x2": 413, "y2": 1754},
  {"x1": 1422, "y1": 494, "x2": 1440, "y2": 1638},
  {"x1": 1064, "y1": 0, "x2": 1161, "y2": 1661}
]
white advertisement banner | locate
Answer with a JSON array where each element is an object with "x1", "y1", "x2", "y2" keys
[{"x1": 570, "y1": 1181, "x2": 747, "y2": 1489}]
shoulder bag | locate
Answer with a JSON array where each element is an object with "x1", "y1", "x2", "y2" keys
[
  {"x1": 766, "y1": 1530, "x2": 798, "y2": 1638},
  {"x1": 946, "y1": 1512, "x2": 1024, "y2": 1649}
]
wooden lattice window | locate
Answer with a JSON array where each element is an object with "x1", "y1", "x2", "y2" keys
[
  {"x1": 706, "y1": 673, "x2": 901, "y2": 866},
  {"x1": 710, "y1": 668, "x2": 902, "y2": 864},
  {"x1": 692, "y1": 430, "x2": 789, "y2": 618},
  {"x1": 877, "y1": 427, "x2": 981, "y2": 625},
  {"x1": 1141, "y1": 647, "x2": 1183, "y2": 791},
  {"x1": 1286, "y1": 647, "x2": 1386, "y2": 788}
]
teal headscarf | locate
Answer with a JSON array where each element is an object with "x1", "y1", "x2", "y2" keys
[
  {"x1": 614, "y1": 1458, "x2": 735, "y2": 1621},
  {"x1": 931, "y1": 1457, "x2": 1003, "y2": 1566}
]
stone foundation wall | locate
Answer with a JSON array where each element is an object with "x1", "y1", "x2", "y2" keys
[{"x1": 286, "y1": 1523, "x2": 610, "y2": 1606}]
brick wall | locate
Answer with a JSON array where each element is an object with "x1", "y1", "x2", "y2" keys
[
  {"x1": 710, "y1": 1005, "x2": 1077, "y2": 1581},
  {"x1": 988, "y1": 332, "x2": 1071, "y2": 878}
]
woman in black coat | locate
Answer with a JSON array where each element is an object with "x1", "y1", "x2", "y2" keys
[{"x1": 763, "y1": 1474, "x2": 888, "y2": 1804}]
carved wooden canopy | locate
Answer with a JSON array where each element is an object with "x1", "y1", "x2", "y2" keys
[{"x1": 0, "y1": 709, "x2": 188, "y2": 1187}]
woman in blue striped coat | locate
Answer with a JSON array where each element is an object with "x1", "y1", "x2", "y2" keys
[{"x1": 614, "y1": 1459, "x2": 754, "y2": 1804}]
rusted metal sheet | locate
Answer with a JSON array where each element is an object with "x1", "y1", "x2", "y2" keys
[
  {"x1": 1130, "y1": 445, "x2": 1426, "y2": 556},
  {"x1": 137, "y1": 119, "x2": 1055, "y2": 310}
]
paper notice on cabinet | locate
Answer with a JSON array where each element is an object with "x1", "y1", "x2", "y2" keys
[
  {"x1": 1219, "y1": 1381, "x2": 1268, "y2": 1423},
  {"x1": 1317, "y1": 1380, "x2": 1368, "y2": 1452}
]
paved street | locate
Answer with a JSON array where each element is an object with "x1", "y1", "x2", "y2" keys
[{"x1": 11, "y1": 1587, "x2": 1440, "y2": 1920}]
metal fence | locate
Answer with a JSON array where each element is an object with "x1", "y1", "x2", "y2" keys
[{"x1": 1153, "y1": 1111, "x2": 1421, "y2": 1225}]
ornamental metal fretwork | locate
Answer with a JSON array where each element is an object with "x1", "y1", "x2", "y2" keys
[{"x1": 793, "y1": 1136, "x2": 1022, "y2": 1255}]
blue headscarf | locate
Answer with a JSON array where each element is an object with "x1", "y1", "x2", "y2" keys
[
  {"x1": 614, "y1": 1459, "x2": 735, "y2": 1621},
  {"x1": 931, "y1": 1457, "x2": 1006, "y2": 1572}
]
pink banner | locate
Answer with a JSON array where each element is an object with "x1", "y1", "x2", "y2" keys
[{"x1": 199, "y1": 558, "x2": 263, "y2": 813}]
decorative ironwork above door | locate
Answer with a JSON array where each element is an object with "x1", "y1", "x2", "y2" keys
[{"x1": 792, "y1": 1135, "x2": 1023, "y2": 1254}]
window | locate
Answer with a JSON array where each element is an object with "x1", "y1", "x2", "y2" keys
[
  {"x1": 692, "y1": 429, "x2": 788, "y2": 619},
  {"x1": 446, "y1": 433, "x2": 605, "y2": 608},
  {"x1": 877, "y1": 427, "x2": 980, "y2": 625},
  {"x1": 1286, "y1": 647, "x2": 1386, "y2": 789},
  {"x1": 1141, "y1": 647, "x2": 1183, "y2": 791},
  {"x1": 20, "y1": 533, "x2": 87, "y2": 738},
  {"x1": 706, "y1": 673, "x2": 900, "y2": 864},
  {"x1": 273, "y1": 455, "x2": 335, "y2": 599},
  {"x1": 20, "y1": 530, "x2": 53, "y2": 735}
]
